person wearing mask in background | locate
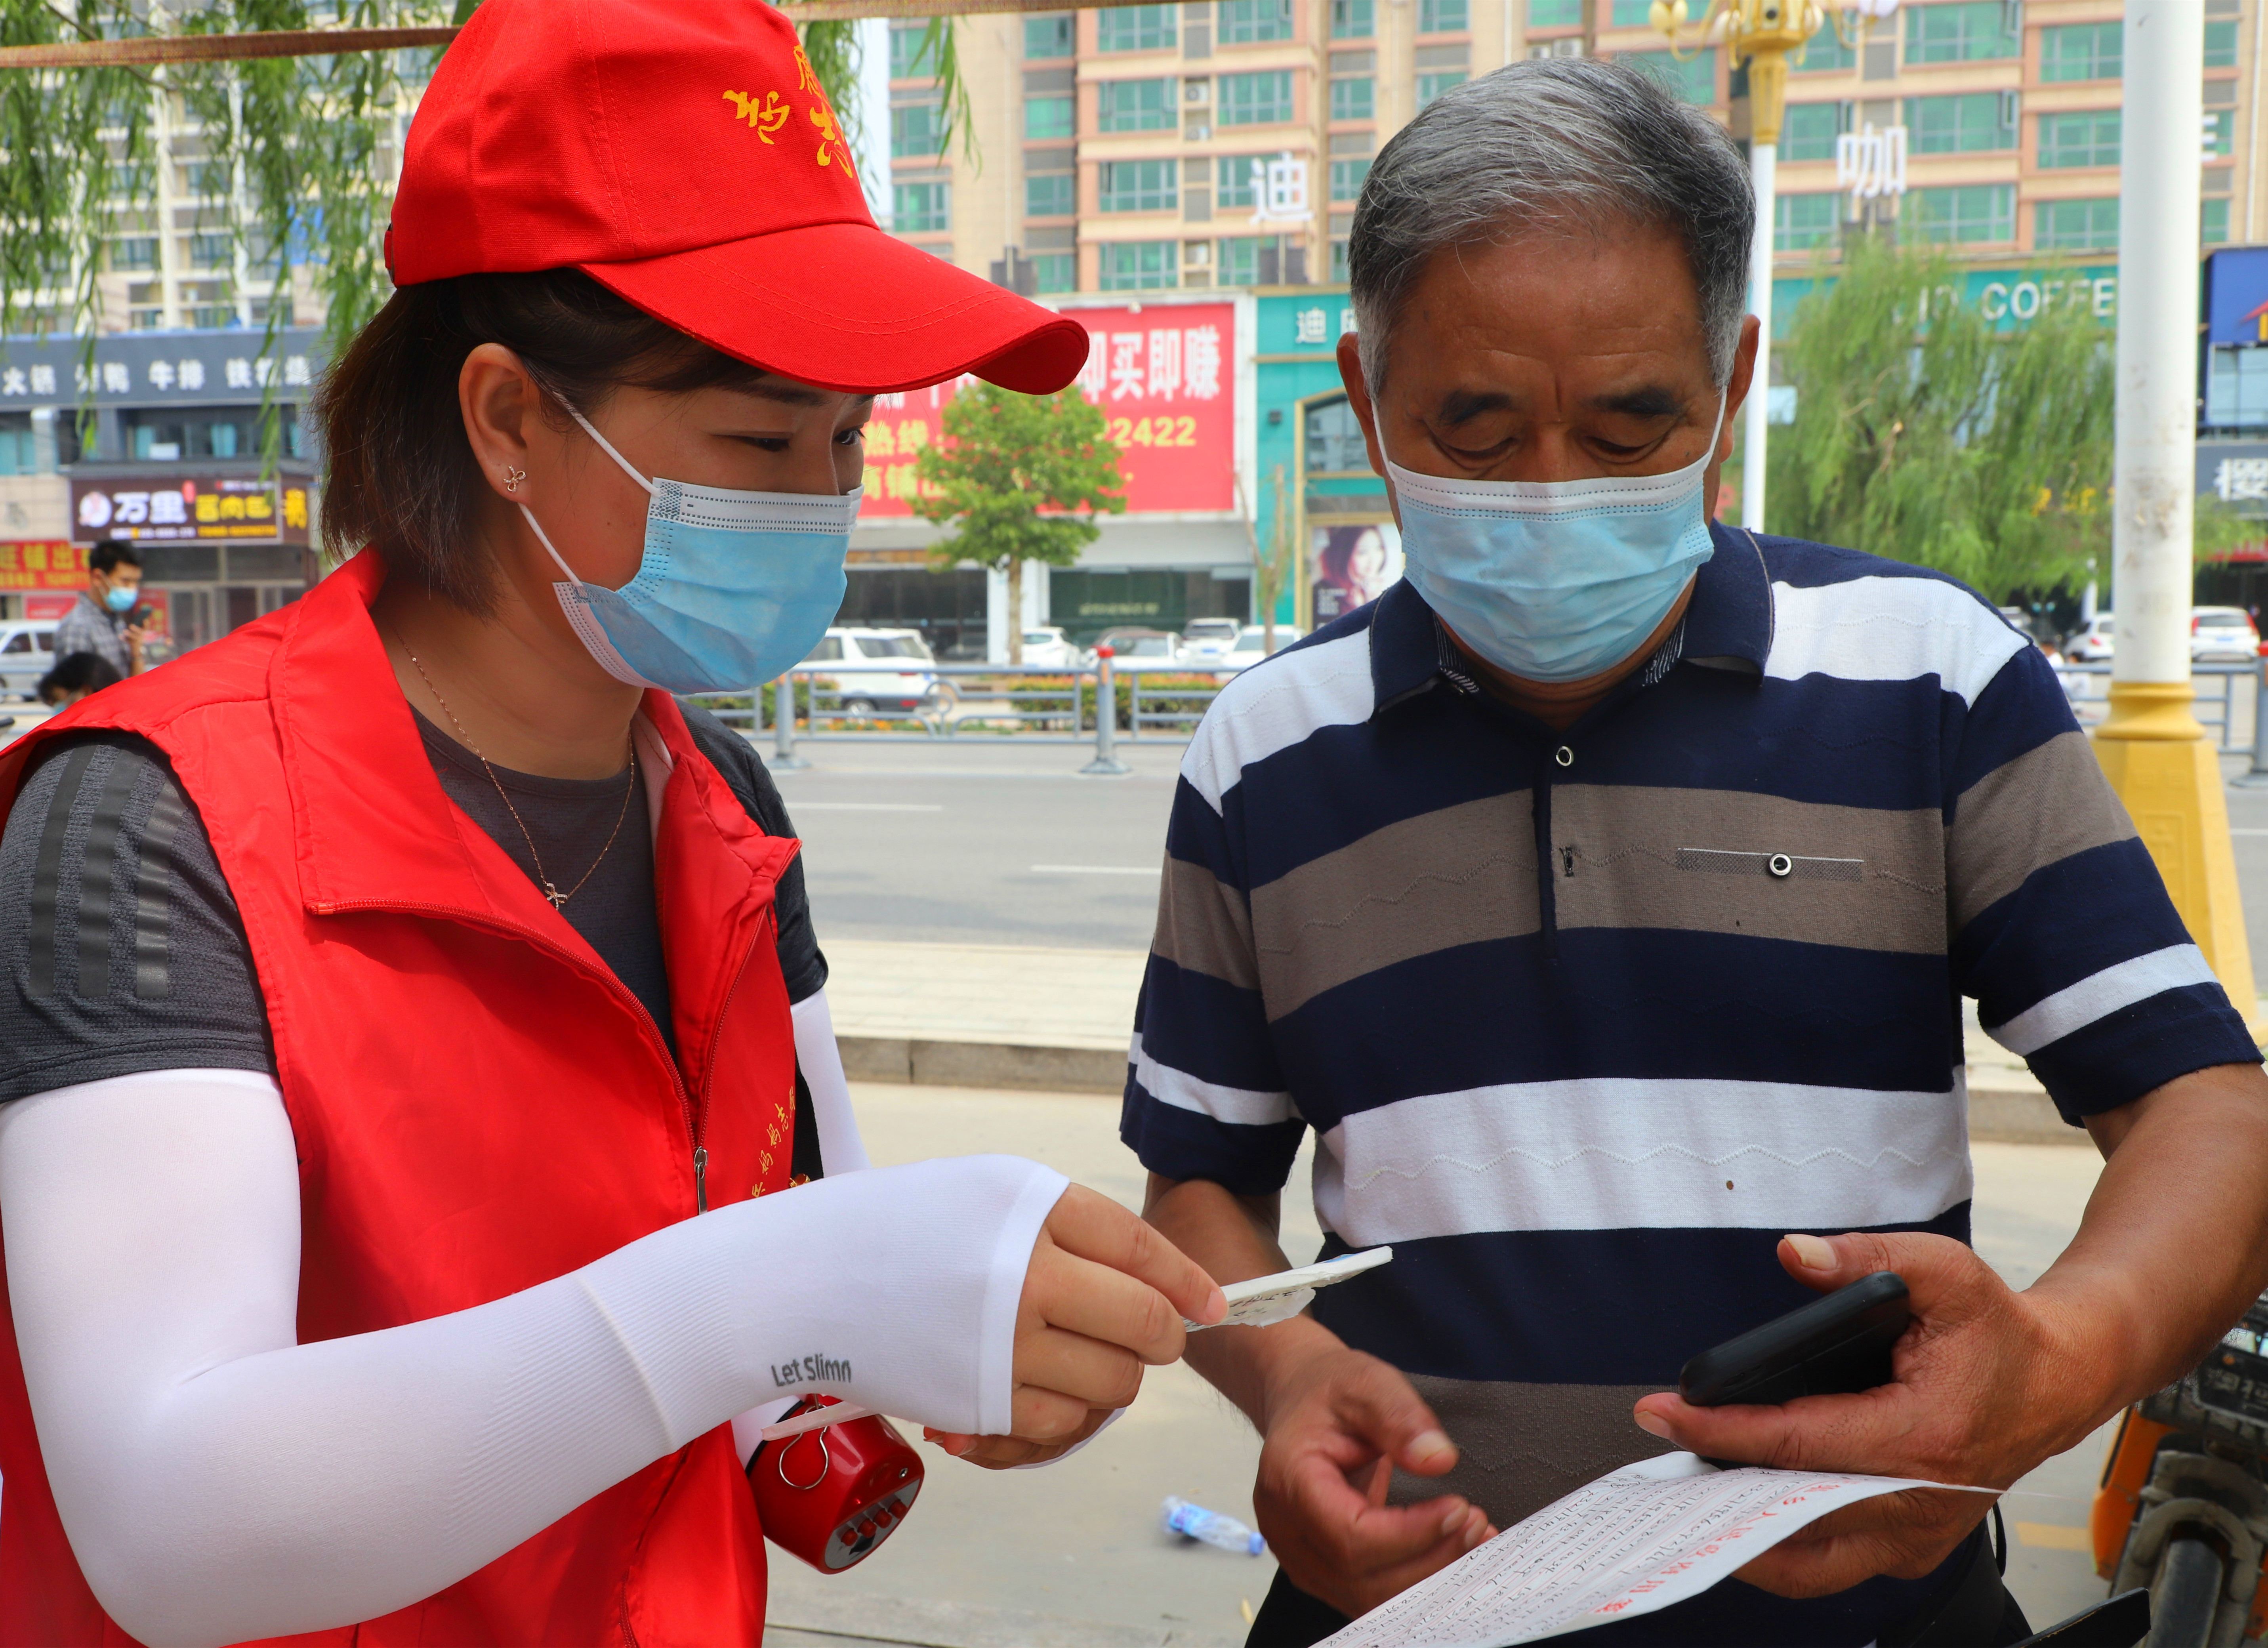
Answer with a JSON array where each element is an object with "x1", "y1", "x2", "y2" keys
[
  {"x1": 0, "y1": 4, "x2": 1226, "y2": 1645},
  {"x1": 34, "y1": 651, "x2": 123, "y2": 709},
  {"x1": 1127, "y1": 59, "x2": 2268, "y2": 1648},
  {"x1": 52, "y1": 540, "x2": 147, "y2": 678}
]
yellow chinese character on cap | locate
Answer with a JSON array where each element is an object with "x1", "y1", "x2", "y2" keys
[{"x1": 721, "y1": 90, "x2": 790, "y2": 143}]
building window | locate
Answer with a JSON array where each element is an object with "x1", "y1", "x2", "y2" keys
[
  {"x1": 1217, "y1": 154, "x2": 1262, "y2": 207},
  {"x1": 1026, "y1": 173, "x2": 1076, "y2": 217},
  {"x1": 1330, "y1": 158, "x2": 1371, "y2": 200},
  {"x1": 1217, "y1": 235, "x2": 1279, "y2": 286},
  {"x1": 1219, "y1": 69, "x2": 1293, "y2": 124},
  {"x1": 1905, "y1": 91, "x2": 2015, "y2": 153},
  {"x1": 1099, "y1": 158, "x2": 1179, "y2": 212},
  {"x1": 1099, "y1": 240, "x2": 1180, "y2": 289},
  {"x1": 1330, "y1": 76, "x2": 1374, "y2": 120},
  {"x1": 1331, "y1": 238, "x2": 1350, "y2": 282},
  {"x1": 1033, "y1": 253, "x2": 1078, "y2": 294},
  {"x1": 1781, "y1": 101, "x2": 1846, "y2": 161},
  {"x1": 1220, "y1": 0, "x2": 1295, "y2": 44},
  {"x1": 889, "y1": 21, "x2": 939, "y2": 78},
  {"x1": 1419, "y1": 0, "x2": 1468, "y2": 31},
  {"x1": 1332, "y1": 0, "x2": 1374, "y2": 36},
  {"x1": 1097, "y1": 4, "x2": 1178, "y2": 52},
  {"x1": 1024, "y1": 13, "x2": 1074, "y2": 59},
  {"x1": 1620, "y1": 49, "x2": 1715, "y2": 104},
  {"x1": 1775, "y1": 193, "x2": 1839, "y2": 252},
  {"x1": 1793, "y1": 18, "x2": 1857, "y2": 71},
  {"x1": 1903, "y1": 1, "x2": 2017, "y2": 64},
  {"x1": 2205, "y1": 107, "x2": 2236, "y2": 157},
  {"x1": 2034, "y1": 197, "x2": 2117, "y2": 251},
  {"x1": 109, "y1": 237, "x2": 157, "y2": 271},
  {"x1": 893, "y1": 101, "x2": 943, "y2": 157},
  {"x1": 2039, "y1": 21, "x2": 2119, "y2": 82},
  {"x1": 894, "y1": 181, "x2": 951, "y2": 233},
  {"x1": 1026, "y1": 95, "x2": 1075, "y2": 139},
  {"x1": 1608, "y1": 0, "x2": 1652, "y2": 24},
  {"x1": 185, "y1": 233, "x2": 232, "y2": 269},
  {"x1": 1416, "y1": 70, "x2": 1467, "y2": 107},
  {"x1": 0, "y1": 416, "x2": 37, "y2": 478},
  {"x1": 2206, "y1": 19, "x2": 2239, "y2": 69},
  {"x1": 1910, "y1": 183, "x2": 2014, "y2": 243},
  {"x1": 1097, "y1": 78, "x2": 1177, "y2": 131},
  {"x1": 2204, "y1": 198, "x2": 2232, "y2": 246},
  {"x1": 1528, "y1": 0, "x2": 1580, "y2": 23},
  {"x1": 2037, "y1": 109, "x2": 2119, "y2": 169}
]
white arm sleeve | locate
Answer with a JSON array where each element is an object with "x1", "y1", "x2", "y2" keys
[
  {"x1": 792, "y1": 987, "x2": 868, "y2": 1175},
  {"x1": 0, "y1": 1069, "x2": 1066, "y2": 1648}
]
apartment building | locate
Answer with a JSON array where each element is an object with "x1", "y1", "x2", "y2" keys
[{"x1": 894, "y1": 0, "x2": 2261, "y2": 292}]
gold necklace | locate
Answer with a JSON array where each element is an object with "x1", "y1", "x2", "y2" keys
[{"x1": 390, "y1": 630, "x2": 639, "y2": 910}]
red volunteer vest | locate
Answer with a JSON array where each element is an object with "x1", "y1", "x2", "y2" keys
[{"x1": 0, "y1": 551, "x2": 803, "y2": 1646}]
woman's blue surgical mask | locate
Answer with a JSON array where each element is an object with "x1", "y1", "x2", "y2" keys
[
  {"x1": 103, "y1": 584, "x2": 138, "y2": 614},
  {"x1": 1388, "y1": 394, "x2": 1725, "y2": 683},
  {"x1": 519, "y1": 410, "x2": 855, "y2": 694}
]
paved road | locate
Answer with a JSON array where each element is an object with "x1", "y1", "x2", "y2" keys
[{"x1": 767, "y1": 1086, "x2": 2124, "y2": 1645}]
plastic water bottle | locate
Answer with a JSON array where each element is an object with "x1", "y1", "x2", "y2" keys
[{"x1": 1162, "y1": 1495, "x2": 1266, "y2": 1556}]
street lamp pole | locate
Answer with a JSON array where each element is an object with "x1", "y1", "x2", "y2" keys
[
  {"x1": 2092, "y1": 0, "x2": 2256, "y2": 1015},
  {"x1": 1648, "y1": 0, "x2": 1894, "y2": 533}
]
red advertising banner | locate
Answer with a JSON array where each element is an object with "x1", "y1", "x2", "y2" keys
[
  {"x1": 857, "y1": 301, "x2": 1235, "y2": 518},
  {"x1": 0, "y1": 541, "x2": 90, "y2": 591}
]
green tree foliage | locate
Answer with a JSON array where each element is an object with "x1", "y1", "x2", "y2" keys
[
  {"x1": 1768, "y1": 238, "x2": 2126, "y2": 601},
  {"x1": 914, "y1": 384, "x2": 1125, "y2": 664}
]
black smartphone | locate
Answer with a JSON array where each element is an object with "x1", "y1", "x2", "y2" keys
[{"x1": 1680, "y1": 1271, "x2": 1911, "y2": 1407}]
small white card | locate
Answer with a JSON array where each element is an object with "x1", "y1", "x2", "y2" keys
[{"x1": 1185, "y1": 1247, "x2": 1395, "y2": 1332}]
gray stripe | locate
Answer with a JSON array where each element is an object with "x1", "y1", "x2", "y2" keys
[
  {"x1": 1151, "y1": 854, "x2": 1259, "y2": 992},
  {"x1": 134, "y1": 781, "x2": 186, "y2": 1001},
  {"x1": 25, "y1": 746, "x2": 95, "y2": 999},
  {"x1": 1249, "y1": 792, "x2": 1540, "y2": 1020},
  {"x1": 76, "y1": 755, "x2": 139, "y2": 999},
  {"x1": 1555, "y1": 784, "x2": 1946, "y2": 955},
  {"x1": 1949, "y1": 730, "x2": 2136, "y2": 931},
  {"x1": 1385, "y1": 1376, "x2": 1675, "y2": 1529}
]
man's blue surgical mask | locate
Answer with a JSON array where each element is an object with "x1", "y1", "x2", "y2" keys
[
  {"x1": 1388, "y1": 394, "x2": 1725, "y2": 684},
  {"x1": 103, "y1": 585, "x2": 138, "y2": 614},
  {"x1": 519, "y1": 410, "x2": 855, "y2": 695}
]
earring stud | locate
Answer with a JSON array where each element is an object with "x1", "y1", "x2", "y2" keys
[{"x1": 502, "y1": 465, "x2": 526, "y2": 493}]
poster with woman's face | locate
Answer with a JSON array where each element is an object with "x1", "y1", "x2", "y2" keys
[{"x1": 1310, "y1": 522, "x2": 1402, "y2": 629}]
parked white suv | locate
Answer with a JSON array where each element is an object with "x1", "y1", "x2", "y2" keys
[
  {"x1": 0, "y1": 622, "x2": 58, "y2": 700},
  {"x1": 2063, "y1": 615, "x2": 2114, "y2": 664},
  {"x1": 1019, "y1": 626, "x2": 1087, "y2": 669},
  {"x1": 1177, "y1": 618, "x2": 1244, "y2": 666},
  {"x1": 799, "y1": 627, "x2": 942, "y2": 715},
  {"x1": 2192, "y1": 607, "x2": 2261, "y2": 664}
]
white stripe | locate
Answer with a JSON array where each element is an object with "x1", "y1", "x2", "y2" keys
[
  {"x1": 1128, "y1": 1032, "x2": 1295, "y2": 1127},
  {"x1": 1179, "y1": 631, "x2": 1376, "y2": 813},
  {"x1": 1310, "y1": 1076, "x2": 1972, "y2": 1241},
  {"x1": 1986, "y1": 944, "x2": 2220, "y2": 1058},
  {"x1": 1766, "y1": 576, "x2": 2027, "y2": 707}
]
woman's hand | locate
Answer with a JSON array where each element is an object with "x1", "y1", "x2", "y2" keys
[{"x1": 924, "y1": 1184, "x2": 1225, "y2": 1469}]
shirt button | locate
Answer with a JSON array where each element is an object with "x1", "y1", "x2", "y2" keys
[
  {"x1": 1767, "y1": 853, "x2": 1793, "y2": 878},
  {"x1": 1554, "y1": 745, "x2": 1574, "y2": 768}
]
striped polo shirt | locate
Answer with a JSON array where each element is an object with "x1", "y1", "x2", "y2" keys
[{"x1": 1121, "y1": 525, "x2": 2258, "y2": 1644}]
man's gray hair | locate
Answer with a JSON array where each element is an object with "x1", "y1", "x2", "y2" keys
[{"x1": 1350, "y1": 57, "x2": 1754, "y2": 392}]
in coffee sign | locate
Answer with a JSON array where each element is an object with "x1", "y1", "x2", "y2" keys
[
  {"x1": 71, "y1": 475, "x2": 312, "y2": 546},
  {"x1": 857, "y1": 302, "x2": 1235, "y2": 518}
]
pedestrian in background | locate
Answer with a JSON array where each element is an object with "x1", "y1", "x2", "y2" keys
[
  {"x1": 34, "y1": 651, "x2": 122, "y2": 708},
  {"x1": 1128, "y1": 57, "x2": 2268, "y2": 1648},
  {"x1": 52, "y1": 539, "x2": 147, "y2": 677}
]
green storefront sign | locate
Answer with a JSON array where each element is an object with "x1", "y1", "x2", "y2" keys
[{"x1": 1770, "y1": 265, "x2": 2118, "y2": 338}]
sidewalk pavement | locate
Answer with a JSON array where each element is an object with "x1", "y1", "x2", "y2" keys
[{"x1": 822, "y1": 938, "x2": 2104, "y2": 1144}]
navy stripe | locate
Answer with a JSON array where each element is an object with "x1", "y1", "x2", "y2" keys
[
  {"x1": 1137, "y1": 955, "x2": 1288, "y2": 1093},
  {"x1": 25, "y1": 746, "x2": 95, "y2": 999},
  {"x1": 134, "y1": 780, "x2": 186, "y2": 1000},
  {"x1": 1947, "y1": 645, "x2": 2081, "y2": 801},
  {"x1": 1120, "y1": 1082, "x2": 1305, "y2": 1196},
  {"x1": 75, "y1": 756, "x2": 138, "y2": 1000},
  {"x1": 1270, "y1": 931, "x2": 1958, "y2": 1127},
  {"x1": 1309, "y1": 1205, "x2": 1972, "y2": 1385},
  {"x1": 1759, "y1": 534, "x2": 1985, "y2": 593},
  {"x1": 1955, "y1": 839, "x2": 2197, "y2": 1021},
  {"x1": 1162, "y1": 778, "x2": 1248, "y2": 891},
  {"x1": 2029, "y1": 982, "x2": 2259, "y2": 1120}
]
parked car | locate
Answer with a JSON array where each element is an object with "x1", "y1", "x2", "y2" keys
[
  {"x1": 1019, "y1": 626, "x2": 1088, "y2": 669},
  {"x1": 0, "y1": 622, "x2": 57, "y2": 700},
  {"x1": 2192, "y1": 606, "x2": 2261, "y2": 664},
  {"x1": 1214, "y1": 624, "x2": 1303, "y2": 675},
  {"x1": 799, "y1": 626, "x2": 943, "y2": 715},
  {"x1": 1177, "y1": 617, "x2": 1245, "y2": 666},
  {"x1": 1093, "y1": 628, "x2": 1186, "y2": 673},
  {"x1": 2064, "y1": 614, "x2": 2114, "y2": 664}
]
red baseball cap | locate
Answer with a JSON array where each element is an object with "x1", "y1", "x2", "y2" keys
[{"x1": 387, "y1": 0, "x2": 1088, "y2": 396}]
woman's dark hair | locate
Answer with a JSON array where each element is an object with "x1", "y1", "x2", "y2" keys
[
  {"x1": 313, "y1": 269, "x2": 773, "y2": 613},
  {"x1": 38, "y1": 650, "x2": 124, "y2": 704}
]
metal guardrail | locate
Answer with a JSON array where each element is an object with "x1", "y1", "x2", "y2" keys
[
  {"x1": 683, "y1": 656, "x2": 1236, "y2": 770},
  {"x1": 2056, "y1": 662, "x2": 2258, "y2": 753}
]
